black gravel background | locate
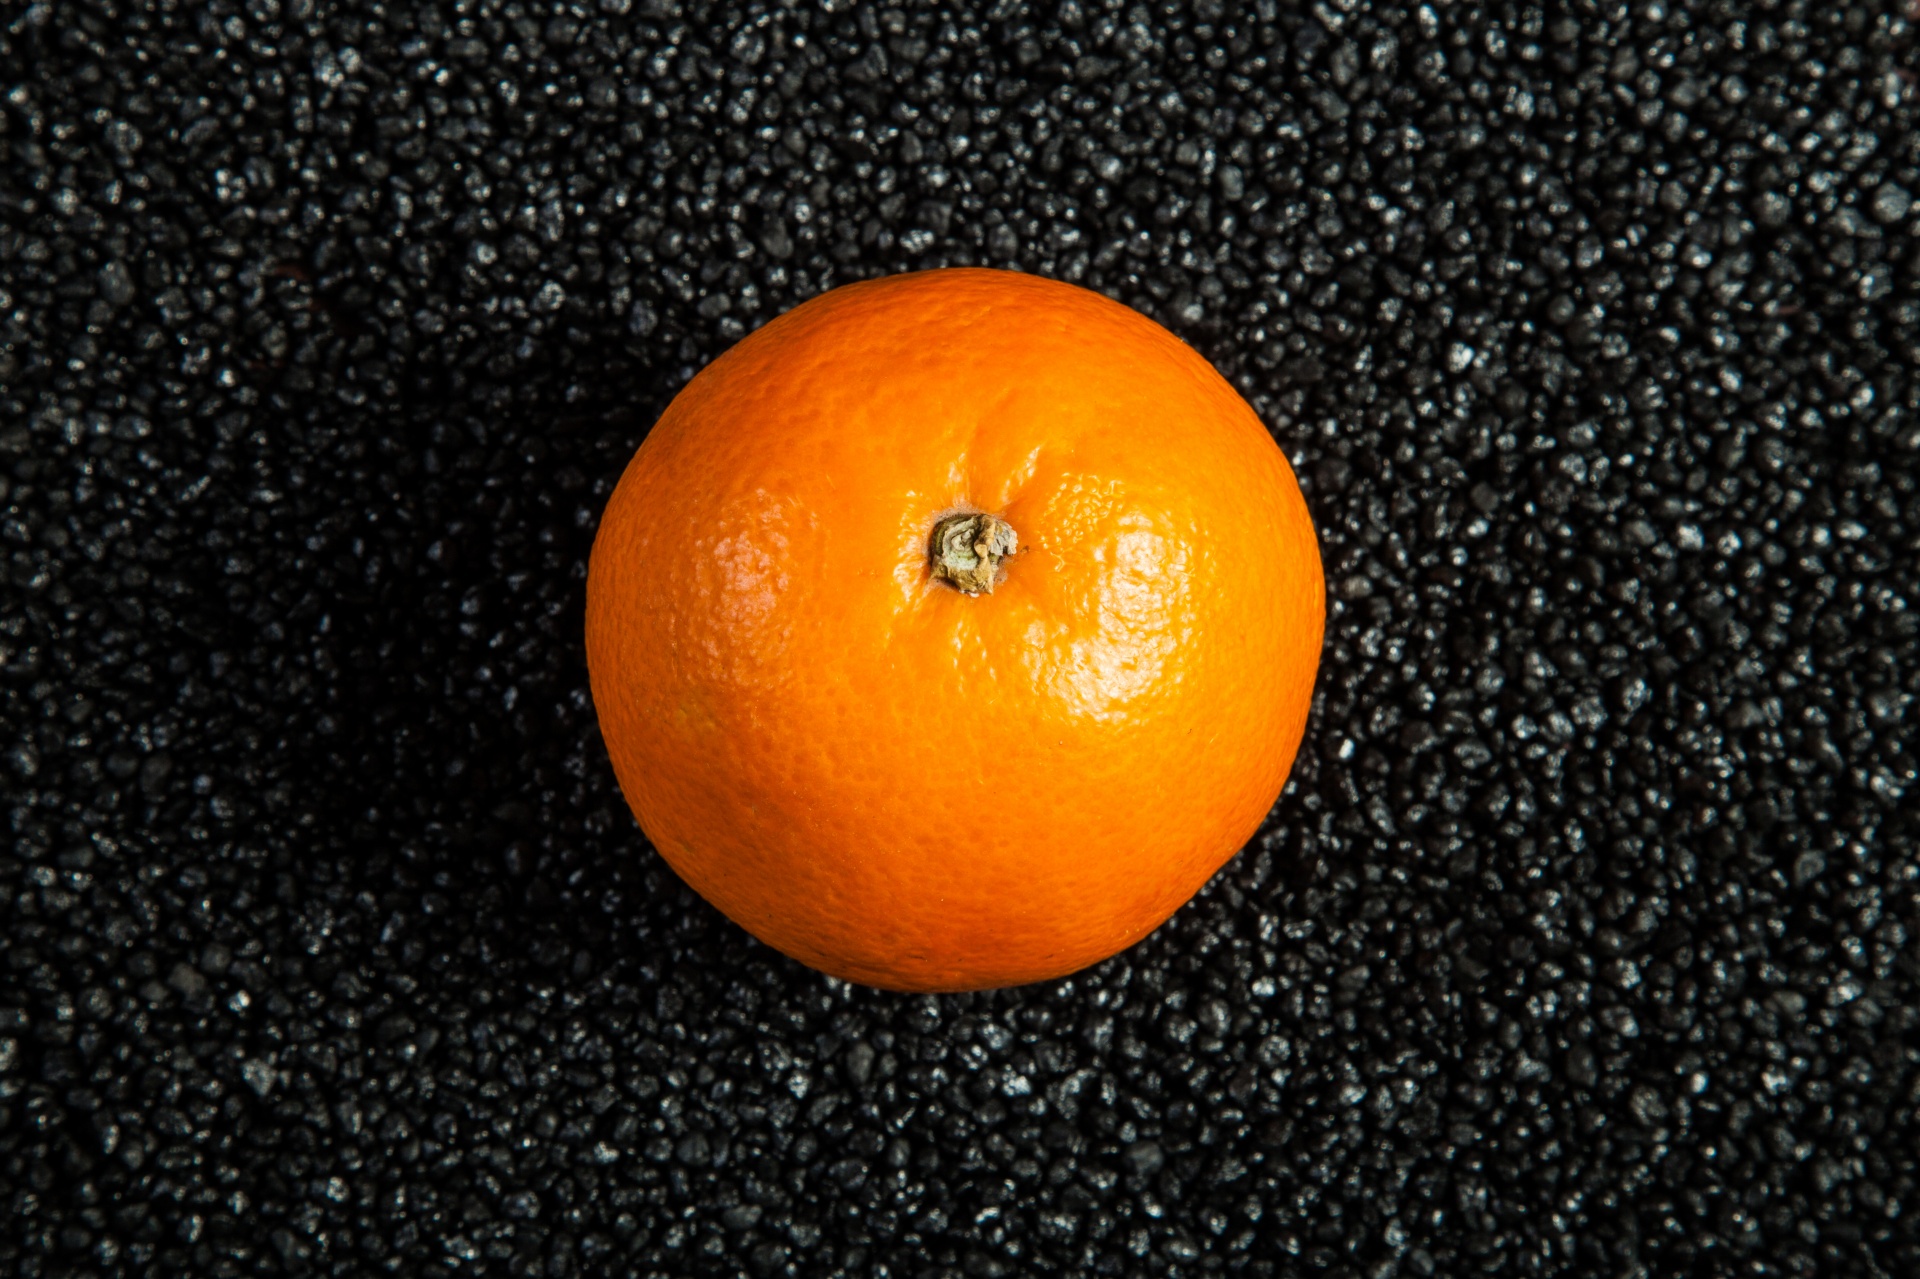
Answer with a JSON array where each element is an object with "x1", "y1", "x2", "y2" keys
[{"x1": 5, "y1": 0, "x2": 1920, "y2": 1275}]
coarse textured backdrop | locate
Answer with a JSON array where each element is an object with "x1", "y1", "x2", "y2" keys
[{"x1": 3, "y1": 0, "x2": 1919, "y2": 1275}]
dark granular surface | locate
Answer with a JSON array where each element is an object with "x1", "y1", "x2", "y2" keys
[{"x1": 3, "y1": 0, "x2": 1918, "y2": 1274}]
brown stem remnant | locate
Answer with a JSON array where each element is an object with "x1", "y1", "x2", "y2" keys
[{"x1": 929, "y1": 512, "x2": 1017, "y2": 595}]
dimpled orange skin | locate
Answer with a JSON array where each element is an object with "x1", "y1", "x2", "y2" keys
[{"x1": 586, "y1": 268, "x2": 1324, "y2": 992}]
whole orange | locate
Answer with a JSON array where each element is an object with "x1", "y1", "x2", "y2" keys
[{"x1": 586, "y1": 268, "x2": 1323, "y2": 991}]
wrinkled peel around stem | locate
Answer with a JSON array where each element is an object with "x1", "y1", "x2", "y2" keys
[{"x1": 929, "y1": 513, "x2": 1018, "y2": 595}]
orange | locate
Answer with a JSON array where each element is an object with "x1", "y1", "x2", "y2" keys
[{"x1": 586, "y1": 268, "x2": 1324, "y2": 991}]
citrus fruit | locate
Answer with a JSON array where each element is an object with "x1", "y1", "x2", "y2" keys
[{"x1": 586, "y1": 268, "x2": 1324, "y2": 991}]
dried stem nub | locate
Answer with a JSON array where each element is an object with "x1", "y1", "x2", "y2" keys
[{"x1": 929, "y1": 513, "x2": 1017, "y2": 595}]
